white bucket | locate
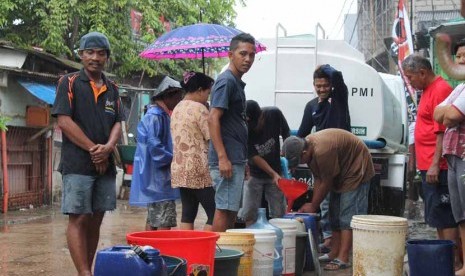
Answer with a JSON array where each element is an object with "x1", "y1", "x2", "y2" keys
[
  {"x1": 226, "y1": 229, "x2": 277, "y2": 276},
  {"x1": 270, "y1": 217, "x2": 305, "y2": 232},
  {"x1": 269, "y1": 218, "x2": 298, "y2": 275},
  {"x1": 351, "y1": 215, "x2": 408, "y2": 276}
]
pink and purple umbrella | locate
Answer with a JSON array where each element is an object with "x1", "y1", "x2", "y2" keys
[{"x1": 139, "y1": 23, "x2": 266, "y2": 72}]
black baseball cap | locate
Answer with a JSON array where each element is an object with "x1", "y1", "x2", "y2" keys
[{"x1": 79, "y1": 32, "x2": 111, "y2": 57}]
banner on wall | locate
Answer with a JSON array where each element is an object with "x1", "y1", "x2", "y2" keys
[{"x1": 130, "y1": 9, "x2": 143, "y2": 37}]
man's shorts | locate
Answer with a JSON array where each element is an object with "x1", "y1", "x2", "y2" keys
[
  {"x1": 446, "y1": 156, "x2": 465, "y2": 223},
  {"x1": 238, "y1": 176, "x2": 286, "y2": 221},
  {"x1": 421, "y1": 170, "x2": 457, "y2": 229},
  {"x1": 146, "y1": 200, "x2": 177, "y2": 228},
  {"x1": 210, "y1": 164, "x2": 245, "y2": 212},
  {"x1": 61, "y1": 173, "x2": 116, "y2": 214},
  {"x1": 329, "y1": 182, "x2": 369, "y2": 230}
]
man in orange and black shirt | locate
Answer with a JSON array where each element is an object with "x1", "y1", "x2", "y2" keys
[{"x1": 51, "y1": 32, "x2": 124, "y2": 276}]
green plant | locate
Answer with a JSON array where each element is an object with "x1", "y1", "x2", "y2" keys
[{"x1": 0, "y1": 115, "x2": 11, "y2": 131}]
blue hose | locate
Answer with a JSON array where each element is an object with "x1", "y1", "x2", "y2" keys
[{"x1": 363, "y1": 139, "x2": 386, "y2": 149}]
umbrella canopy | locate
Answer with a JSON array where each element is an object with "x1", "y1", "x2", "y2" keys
[{"x1": 140, "y1": 23, "x2": 266, "y2": 72}]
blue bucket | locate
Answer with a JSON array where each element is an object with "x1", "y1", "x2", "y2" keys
[
  {"x1": 162, "y1": 255, "x2": 187, "y2": 276},
  {"x1": 407, "y1": 239, "x2": 454, "y2": 276}
]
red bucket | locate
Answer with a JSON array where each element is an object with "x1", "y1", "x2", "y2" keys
[
  {"x1": 127, "y1": 230, "x2": 220, "y2": 275},
  {"x1": 125, "y1": 164, "x2": 133, "y2": 174},
  {"x1": 278, "y1": 179, "x2": 309, "y2": 212}
]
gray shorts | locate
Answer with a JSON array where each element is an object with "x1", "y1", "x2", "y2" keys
[
  {"x1": 447, "y1": 155, "x2": 465, "y2": 224},
  {"x1": 146, "y1": 200, "x2": 177, "y2": 228},
  {"x1": 61, "y1": 173, "x2": 116, "y2": 214},
  {"x1": 329, "y1": 181, "x2": 369, "y2": 230},
  {"x1": 238, "y1": 176, "x2": 286, "y2": 221},
  {"x1": 210, "y1": 164, "x2": 245, "y2": 212}
]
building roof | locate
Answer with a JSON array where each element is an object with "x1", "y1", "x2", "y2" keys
[
  {"x1": 0, "y1": 43, "x2": 115, "y2": 78},
  {"x1": 17, "y1": 79, "x2": 56, "y2": 105},
  {"x1": 0, "y1": 65, "x2": 60, "y2": 80},
  {"x1": 416, "y1": 10, "x2": 462, "y2": 22}
]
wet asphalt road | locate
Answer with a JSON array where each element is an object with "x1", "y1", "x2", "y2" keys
[{"x1": 0, "y1": 199, "x2": 434, "y2": 276}]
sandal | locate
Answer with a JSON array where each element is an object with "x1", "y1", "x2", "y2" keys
[
  {"x1": 318, "y1": 253, "x2": 333, "y2": 263},
  {"x1": 323, "y1": 258, "x2": 352, "y2": 271},
  {"x1": 319, "y1": 243, "x2": 331, "y2": 253}
]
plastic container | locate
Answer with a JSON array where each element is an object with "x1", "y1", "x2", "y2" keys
[
  {"x1": 117, "y1": 144, "x2": 136, "y2": 164},
  {"x1": 283, "y1": 213, "x2": 319, "y2": 271},
  {"x1": 162, "y1": 255, "x2": 187, "y2": 276},
  {"x1": 247, "y1": 208, "x2": 283, "y2": 275},
  {"x1": 273, "y1": 217, "x2": 306, "y2": 232},
  {"x1": 295, "y1": 232, "x2": 308, "y2": 276},
  {"x1": 214, "y1": 248, "x2": 244, "y2": 276},
  {"x1": 280, "y1": 157, "x2": 291, "y2": 179},
  {"x1": 126, "y1": 230, "x2": 219, "y2": 275},
  {"x1": 217, "y1": 232, "x2": 255, "y2": 276},
  {"x1": 94, "y1": 245, "x2": 166, "y2": 276},
  {"x1": 351, "y1": 215, "x2": 408, "y2": 276},
  {"x1": 407, "y1": 239, "x2": 454, "y2": 276},
  {"x1": 269, "y1": 218, "x2": 298, "y2": 276},
  {"x1": 227, "y1": 228, "x2": 277, "y2": 276},
  {"x1": 125, "y1": 164, "x2": 134, "y2": 174}
]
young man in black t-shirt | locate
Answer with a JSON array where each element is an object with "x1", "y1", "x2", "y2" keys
[
  {"x1": 51, "y1": 32, "x2": 124, "y2": 276},
  {"x1": 239, "y1": 103, "x2": 290, "y2": 225}
]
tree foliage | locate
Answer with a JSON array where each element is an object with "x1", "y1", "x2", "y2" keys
[{"x1": 0, "y1": 0, "x2": 241, "y2": 80}]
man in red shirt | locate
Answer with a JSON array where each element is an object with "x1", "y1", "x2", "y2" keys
[{"x1": 402, "y1": 55, "x2": 459, "y2": 265}]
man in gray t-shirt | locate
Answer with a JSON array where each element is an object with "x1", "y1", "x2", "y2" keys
[
  {"x1": 208, "y1": 70, "x2": 248, "y2": 165},
  {"x1": 208, "y1": 33, "x2": 257, "y2": 232}
]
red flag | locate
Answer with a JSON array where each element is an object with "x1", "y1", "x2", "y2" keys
[
  {"x1": 393, "y1": 0, "x2": 414, "y2": 61},
  {"x1": 393, "y1": 0, "x2": 417, "y2": 121},
  {"x1": 130, "y1": 9, "x2": 143, "y2": 37}
]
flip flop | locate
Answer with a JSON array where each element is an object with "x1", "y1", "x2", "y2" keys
[
  {"x1": 318, "y1": 253, "x2": 333, "y2": 263},
  {"x1": 323, "y1": 258, "x2": 352, "y2": 271},
  {"x1": 319, "y1": 243, "x2": 331, "y2": 253}
]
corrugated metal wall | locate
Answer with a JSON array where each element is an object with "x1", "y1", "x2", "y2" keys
[{"x1": 0, "y1": 126, "x2": 49, "y2": 211}]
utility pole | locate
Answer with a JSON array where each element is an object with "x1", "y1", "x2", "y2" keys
[
  {"x1": 370, "y1": 0, "x2": 376, "y2": 64},
  {"x1": 410, "y1": 0, "x2": 413, "y2": 35}
]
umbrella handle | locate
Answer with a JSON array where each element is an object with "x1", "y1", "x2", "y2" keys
[{"x1": 202, "y1": 48, "x2": 205, "y2": 74}]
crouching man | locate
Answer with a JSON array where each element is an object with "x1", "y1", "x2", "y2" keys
[{"x1": 282, "y1": 128, "x2": 374, "y2": 271}]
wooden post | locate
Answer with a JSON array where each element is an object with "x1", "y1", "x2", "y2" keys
[
  {"x1": 121, "y1": 121, "x2": 128, "y2": 145},
  {"x1": 2, "y1": 130, "x2": 9, "y2": 213}
]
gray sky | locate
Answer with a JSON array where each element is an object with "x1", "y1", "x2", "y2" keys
[{"x1": 234, "y1": 0, "x2": 358, "y2": 39}]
